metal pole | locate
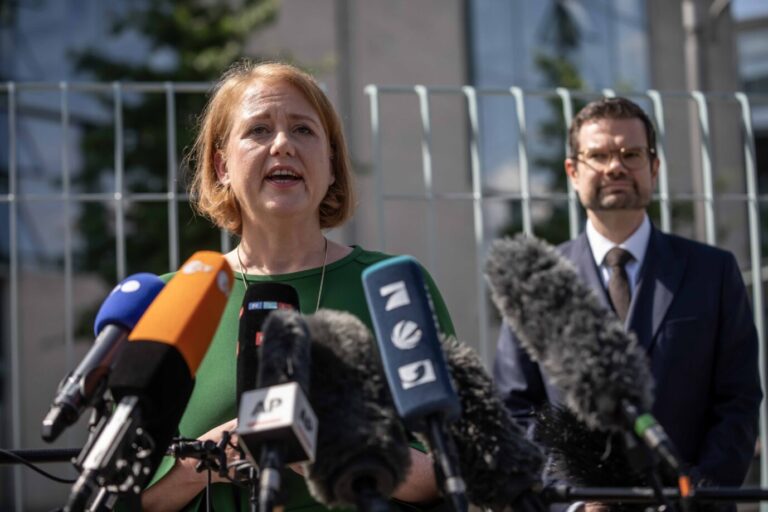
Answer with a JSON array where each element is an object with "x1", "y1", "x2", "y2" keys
[
  {"x1": 165, "y1": 82, "x2": 179, "y2": 271},
  {"x1": 7, "y1": 80, "x2": 24, "y2": 512},
  {"x1": 415, "y1": 86, "x2": 438, "y2": 275},
  {"x1": 647, "y1": 90, "x2": 672, "y2": 233},
  {"x1": 462, "y1": 86, "x2": 489, "y2": 368},
  {"x1": 510, "y1": 87, "x2": 532, "y2": 235},
  {"x1": 113, "y1": 83, "x2": 126, "y2": 280},
  {"x1": 735, "y1": 92, "x2": 767, "y2": 503},
  {"x1": 365, "y1": 85, "x2": 386, "y2": 251},
  {"x1": 556, "y1": 88, "x2": 580, "y2": 240}
]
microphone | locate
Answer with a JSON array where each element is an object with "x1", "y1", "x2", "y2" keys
[
  {"x1": 439, "y1": 335, "x2": 546, "y2": 511},
  {"x1": 303, "y1": 309, "x2": 411, "y2": 512},
  {"x1": 484, "y1": 235, "x2": 684, "y2": 475},
  {"x1": 42, "y1": 273, "x2": 165, "y2": 442},
  {"x1": 236, "y1": 309, "x2": 317, "y2": 512},
  {"x1": 65, "y1": 251, "x2": 233, "y2": 511},
  {"x1": 362, "y1": 255, "x2": 468, "y2": 512},
  {"x1": 237, "y1": 283, "x2": 301, "y2": 410}
]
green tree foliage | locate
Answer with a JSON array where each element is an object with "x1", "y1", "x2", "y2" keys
[
  {"x1": 501, "y1": 0, "x2": 585, "y2": 244},
  {"x1": 73, "y1": 0, "x2": 279, "y2": 281}
]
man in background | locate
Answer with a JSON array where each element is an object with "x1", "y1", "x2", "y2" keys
[{"x1": 493, "y1": 97, "x2": 762, "y2": 487}]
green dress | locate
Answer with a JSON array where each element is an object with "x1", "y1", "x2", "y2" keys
[{"x1": 150, "y1": 246, "x2": 456, "y2": 511}]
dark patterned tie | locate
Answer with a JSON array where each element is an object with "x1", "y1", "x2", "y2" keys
[{"x1": 605, "y1": 247, "x2": 633, "y2": 322}]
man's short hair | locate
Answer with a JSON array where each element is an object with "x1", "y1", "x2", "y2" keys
[{"x1": 568, "y1": 97, "x2": 658, "y2": 158}]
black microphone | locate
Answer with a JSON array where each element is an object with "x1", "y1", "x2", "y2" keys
[
  {"x1": 236, "y1": 309, "x2": 317, "y2": 512},
  {"x1": 484, "y1": 234, "x2": 684, "y2": 475},
  {"x1": 439, "y1": 335, "x2": 546, "y2": 511},
  {"x1": 42, "y1": 273, "x2": 165, "y2": 442},
  {"x1": 303, "y1": 309, "x2": 411, "y2": 512},
  {"x1": 362, "y1": 255, "x2": 468, "y2": 512},
  {"x1": 237, "y1": 283, "x2": 301, "y2": 410},
  {"x1": 65, "y1": 251, "x2": 233, "y2": 511}
]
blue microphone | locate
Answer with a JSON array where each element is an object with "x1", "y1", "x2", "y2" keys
[
  {"x1": 362, "y1": 256, "x2": 467, "y2": 512},
  {"x1": 42, "y1": 273, "x2": 165, "y2": 442}
]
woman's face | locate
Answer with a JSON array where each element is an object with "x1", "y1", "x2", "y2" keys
[{"x1": 215, "y1": 79, "x2": 334, "y2": 229}]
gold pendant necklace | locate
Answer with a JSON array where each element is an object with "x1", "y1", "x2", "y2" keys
[{"x1": 236, "y1": 237, "x2": 328, "y2": 313}]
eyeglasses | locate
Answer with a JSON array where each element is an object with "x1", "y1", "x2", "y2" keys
[{"x1": 575, "y1": 147, "x2": 656, "y2": 172}]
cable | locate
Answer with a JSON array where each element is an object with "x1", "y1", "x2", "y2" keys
[{"x1": 0, "y1": 448, "x2": 76, "y2": 484}]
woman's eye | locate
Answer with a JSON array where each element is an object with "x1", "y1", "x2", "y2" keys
[
  {"x1": 251, "y1": 125, "x2": 270, "y2": 136},
  {"x1": 295, "y1": 125, "x2": 314, "y2": 135}
]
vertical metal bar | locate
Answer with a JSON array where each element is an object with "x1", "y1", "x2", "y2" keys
[
  {"x1": 556, "y1": 88, "x2": 580, "y2": 240},
  {"x1": 690, "y1": 91, "x2": 716, "y2": 245},
  {"x1": 60, "y1": 82, "x2": 75, "y2": 447},
  {"x1": 510, "y1": 87, "x2": 532, "y2": 235},
  {"x1": 414, "y1": 86, "x2": 438, "y2": 274},
  {"x1": 165, "y1": 83, "x2": 179, "y2": 271},
  {"x1": 7, "y1": 81, "x2": 24, "y2": 512},
  {"x1": 735, "y1": 92, "x2": 766, "y2": 495},
  {"x1": 462, "y1": 86, "x2": 490, "y2": 368},
  {"x1": 647, "y1": 90, "x2": 672, "y2": 233},
  {"x1": 113, "y1": 83, "x2": 126, "y2": 280},
  {"x1": 220, "y1": 230, "x2": 232, "y2": 257},
  {"x1": 365, "y1": 85, "x2": 386, "y2": 251}
]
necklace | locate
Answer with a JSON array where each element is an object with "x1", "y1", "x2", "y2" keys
[{"x1": 236, "y1": 237, "x2": 329, "y2": 313}]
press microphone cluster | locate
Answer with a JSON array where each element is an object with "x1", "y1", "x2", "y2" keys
[
  {"x1": 42, "y1": 273, "x2": 165, "y2": 443},
  {"x1": 363, "y1": 256, "x2": 468, "y2": 512},
  {"x1": 484, "y1": 234, "x2": 685, "y2": 476},
  {"x1": 65, "y1": 251, "x2": 233, "y2": 511}
]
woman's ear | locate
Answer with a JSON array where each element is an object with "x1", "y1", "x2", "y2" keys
[{"x1": 214, "y1": 151, "x2": 229, "y2": 185}]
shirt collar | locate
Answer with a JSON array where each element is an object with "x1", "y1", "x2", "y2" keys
[{"x1": 586, "y1": 214, "x2": 651, "y2": 268}]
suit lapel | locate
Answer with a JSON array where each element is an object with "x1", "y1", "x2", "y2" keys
[{"x1": 627, "y1": 228, "x2": 687, "y2": 352}]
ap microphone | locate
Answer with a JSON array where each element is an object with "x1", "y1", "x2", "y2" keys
[
  {"x1": 236, "y1": 309, "x2": 317, "y2": 512},
  {"x1": 65, "y1": 251, "x2": 233, "y2": 511},
  {"x1": 440, "y1": 335, "x2": 545, "y2": 511},
  {"x1": 237, "y1": 283, "x2": 301, "y2": 410},
  {"x1": 304, "y1": 309, "x2": 411, "y2": 512},
  {"x1": 362, "y1": 256, "x2": 468, "y2": 512},
  {"x1": 484, "y1": 235, "x2": 683, "y2": 475},
  {"x1": 42, "y1": 273, "x2": 164, "y2": 442}
]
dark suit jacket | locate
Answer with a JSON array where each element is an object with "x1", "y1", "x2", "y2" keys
[{"x1": 493, "y1": 227, "x2": 763, "y2": 486}]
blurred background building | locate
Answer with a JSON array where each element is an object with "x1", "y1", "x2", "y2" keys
[{"x1": 1, "y1": 0, "x2": 767, "y2": 509}]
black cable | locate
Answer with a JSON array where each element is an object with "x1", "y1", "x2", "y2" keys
[
  {"x1": 206, "y1": 467, "x2": 213, "y2": 512},
  {"x1": 0, "y1": 448, "x2": 76, "y2": 484}
]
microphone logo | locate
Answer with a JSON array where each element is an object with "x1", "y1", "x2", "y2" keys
[
  {"x1": 379, "y1": 281, "x2": 410, "y2": 311},
  {"x1": 217, "y1": 270, "x2": 231, "y2": 295},
  {"x1": 181, "y1": 259, "x2": 213, "y2": 274},
  {"x1": 391, "y1": 320, "x2": 422, "y2": 349},
  {"x1": 118, "y1": 279, "x2": 142, "y2": 293},
  {"x1": 398, "y1": 360, "x2": 436, "y2": 390}
]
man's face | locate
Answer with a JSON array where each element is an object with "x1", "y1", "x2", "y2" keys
[{"x1": 565, "y1": 118, "x2": 659, "y2": 212}]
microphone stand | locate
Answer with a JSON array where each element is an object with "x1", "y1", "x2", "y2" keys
[
  {"x1": 0, "y1": 448, "x2": 81, "y2": 465},
  {"x1": 169, "y1": 431, "x2": 261, "y2": 512},
  {"x1": 543, "y1": 485, "x2": 768, "y2": 504},
  {"x1": 620, "y1": 431, "x2": 677, "y2": 512}
]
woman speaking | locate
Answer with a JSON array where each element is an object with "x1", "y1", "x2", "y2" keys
[{"x1": 141, "y1": 61, "x2": 456, "y2": 512}]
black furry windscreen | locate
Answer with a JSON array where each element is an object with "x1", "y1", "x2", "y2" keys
[
  {"x1": 303, "y1": 309, "x2": 411, "y2": 507},
  {"x1": 484, "y1": 234, "x2": 654, "y2": 432},
  {"x1": 439, "y1": 335, "x2": 545, "y2": 510},
  {"x1": 535, "y1": 403, "x2": 679, "y2": 512}
]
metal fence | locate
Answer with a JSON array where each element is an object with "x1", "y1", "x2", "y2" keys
[{"x1": 1, "y1": 81, "x2": 767, "y2": 509}]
